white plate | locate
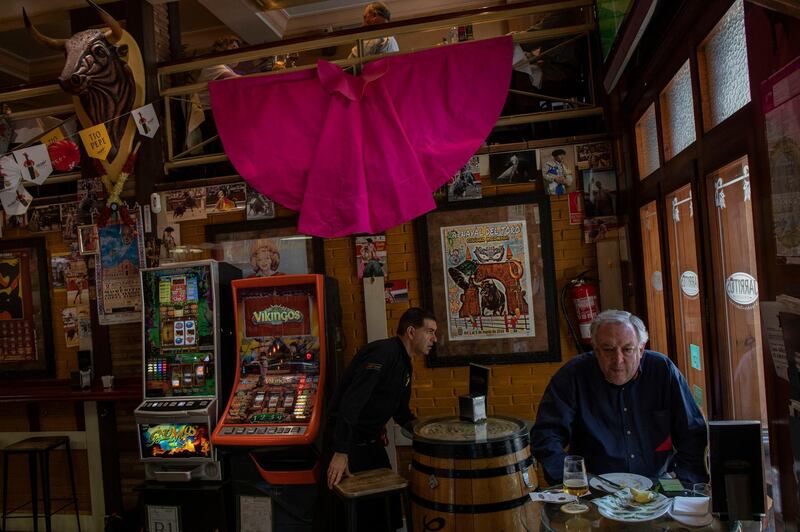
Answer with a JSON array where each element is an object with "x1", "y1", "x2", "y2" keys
[
  {"x1": 589, "y1": 473, "x2": 653, "y2": 492},
  {"x1": 668, "y1": 506, "x2": 714, "y2": 527},
  {"x1": 593, "y1": 488, "x2": 672, "y2": 523}
]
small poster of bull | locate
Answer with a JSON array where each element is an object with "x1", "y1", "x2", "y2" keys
[
  {"x1": 447, "y1": 156, "x2": 483, "y2": 202},
  {"x1": 440, "y1": 220, "x2": 535, "y2": 341},
  {"x1": 246, "y1": 186, "x2": 276, "y2": 221},
  {"x1": 165, "y1": 187, "x2": 207, "y2": 223}
]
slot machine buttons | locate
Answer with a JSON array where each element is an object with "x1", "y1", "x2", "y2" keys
[
  {"x1": 235, "y1": 427, "x2": 246, "y2": 434},
  {"x1": 221, "y1": 427, "x2": 234, "y2": 434},
  {"x1": 267, "y1": 427, "x2": 277, "y2": 434},
  {"x1": 256, "y1": 427, "x2": 267, "y2": 434},
  {"x1": 246, "y1": 427, "x2": 257, "y2": 434}
]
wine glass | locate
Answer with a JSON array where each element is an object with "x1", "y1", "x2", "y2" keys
[{"x1": 563, "y1": 455, "x2": 590, "y2": 498}]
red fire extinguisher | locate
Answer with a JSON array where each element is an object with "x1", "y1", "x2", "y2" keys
[{"x1": 561, "y1": 272, "x2": 600, "y2": 351}]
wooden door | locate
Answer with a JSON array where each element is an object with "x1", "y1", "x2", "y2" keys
[
  {"x1": 706, "y1": 156, "x2": 767, "y2": 423},
  {"x1": 665, "y1": 185, "x2": 708, "y2": 414},
  {"x1": 639, "y1": 202, "x2": 669, "y2": 354}
]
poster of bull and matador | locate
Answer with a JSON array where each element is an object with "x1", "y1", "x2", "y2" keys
[
  {"x1": 419, "y1": 194, "x2": 559, "y2": 367},
  {"x1": 440, "y1": 220, "x2": 535, "y2": 341}
]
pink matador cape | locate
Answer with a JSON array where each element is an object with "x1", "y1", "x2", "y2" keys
[{"x1": 210, "y1": 36, "x2": 513, "y2": 237}]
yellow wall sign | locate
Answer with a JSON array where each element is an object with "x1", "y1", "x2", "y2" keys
[{"x1": 78, "y1": 123, "x2": 112, "y2": 160}]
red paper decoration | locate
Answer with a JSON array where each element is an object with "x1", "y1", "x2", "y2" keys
[{"x1": 47, "y1": 139, "x2": 81, "y2": 172}]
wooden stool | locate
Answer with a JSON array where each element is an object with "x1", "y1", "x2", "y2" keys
[
  {"x1": 334, "y1": 468, "x2": 412, "y2": 532},
  {"x1": 1, "y1": 436, "x2": 81, "y2": 532}
]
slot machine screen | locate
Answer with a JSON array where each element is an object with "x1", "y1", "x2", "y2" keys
[
  {"x1": 139, "y1": 422, "x2": 212, "y2": 459},
  {"x1": 142, "y1": 266, "x2": 216, "y2": 398},
  {"x1": 227, "y1": 285, "x2": 321, "y2": 425}
]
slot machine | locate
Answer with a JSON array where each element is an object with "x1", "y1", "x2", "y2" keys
[
  {"x1": 135, "y1": 260, "x2": 240, "y2": 481},
  {"x1": 212, "y1": 274, "x2": 340, "y2": 486}
]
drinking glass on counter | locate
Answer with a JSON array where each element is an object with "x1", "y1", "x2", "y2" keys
[{"x1": 563, "y1": 455, "x2": 589, "y2": 497}]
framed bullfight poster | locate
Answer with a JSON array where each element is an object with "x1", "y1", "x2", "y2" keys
[{"x1": 416, "y1": 194, "x2": 559, "y2": 366}]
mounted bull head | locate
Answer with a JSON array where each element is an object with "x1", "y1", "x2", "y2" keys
[{"x1": 23, "y1": 0, "x2": 143, "y2": 172}]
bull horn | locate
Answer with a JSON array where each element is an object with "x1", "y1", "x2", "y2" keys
[
  {"x1": 87, "y1": 0, "x2": 123, "y2": 43},
  {"x1": 22, "y1": 8, "x2": 66, "y2": 50}
]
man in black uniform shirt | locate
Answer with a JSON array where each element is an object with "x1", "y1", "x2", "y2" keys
[{"x1": 325, "y1": 307, "x2": 437, "y2": 529}]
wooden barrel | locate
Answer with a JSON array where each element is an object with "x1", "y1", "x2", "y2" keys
[{"x1": 410, "y1": 416, "x2": 538, "y2": 532}]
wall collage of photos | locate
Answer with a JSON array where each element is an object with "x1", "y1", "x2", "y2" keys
[{"x1": 435, "y1": 140, "x2": 618, "y2": 243}]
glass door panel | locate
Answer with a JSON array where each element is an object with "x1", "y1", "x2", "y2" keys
[
  {"x1": 707, "y1": 156, "x2": 767, "y2": 423},
  {"x1": 665, "y1": 185, "x2": 708, "y2": 414},
  {"x1": 639, "y1": 202, "x2": 669, "y2": 354}
]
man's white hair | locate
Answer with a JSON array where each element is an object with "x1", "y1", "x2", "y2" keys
[{"x1": 590, "y1": 309, "x2": 649, "y2": 346}]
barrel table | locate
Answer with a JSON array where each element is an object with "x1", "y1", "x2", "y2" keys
[{"x1": 410, "y1": 416, "x2": 538, "y2": 531}]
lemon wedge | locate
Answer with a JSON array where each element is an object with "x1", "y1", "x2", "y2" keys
[{"x1": 630, "y1": 487, "x2": 656, "y2": 503}]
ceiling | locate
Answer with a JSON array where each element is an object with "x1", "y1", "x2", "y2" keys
[{"x1": 0, "y1": 0, "x2": 504, "y2": 87}]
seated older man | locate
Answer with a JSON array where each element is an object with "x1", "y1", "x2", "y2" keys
[{"x1": 532, "y1": 309, "x2": 708, "y2": 484}]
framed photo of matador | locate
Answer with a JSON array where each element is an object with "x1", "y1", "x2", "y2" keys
[
  {"x1": 0, "y1": 237, "x2": 55, "y2": 378},
  {"x1": 416, "y1": 193, "x2": 559, "y2": 366}
]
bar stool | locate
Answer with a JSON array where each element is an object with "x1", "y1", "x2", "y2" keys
[
  {"x1": 1, "y1": 436, "x2": 81, "y2": 532},
  {"x1": 334, "y1": 468, "x2": 412, "y2": 532}
]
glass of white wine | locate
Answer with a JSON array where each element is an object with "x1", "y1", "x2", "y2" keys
[{"x1": 563, "y1": 455, "x2": 589, "y2": 497}]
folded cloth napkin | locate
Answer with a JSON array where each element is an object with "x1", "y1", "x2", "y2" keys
[{"x1": 672, "y1": 496, "x2": 710, "y2": 516}]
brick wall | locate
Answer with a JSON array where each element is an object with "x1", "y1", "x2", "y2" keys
[{"x1": 329, "y1": 192, "x2": 596, "y2": 422}]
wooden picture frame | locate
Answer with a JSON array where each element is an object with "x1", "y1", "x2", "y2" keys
[
  {"x1": 205, "y1": 217, "x2": 325, "y2": 277},
  {"x1": 0, "y1": 237, "x2": 55, "y2": 378},
  {"x1": 416, "y1": 194, "x2": 559, "y2": 367}
]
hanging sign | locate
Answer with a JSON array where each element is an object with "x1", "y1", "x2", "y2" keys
[
  {"x1": 40, "y1": 127, "x2": 65, "y2": 146},
  {"x1": 14, "y1": 144, "x2": 53, "y2": 185},
  {"x1": 679, "y1": 271, "x2": 699, "y2": 298},
  {"x1": 725, "y1": 271, "x2": 758, "y2": 308},
  {"x1": 0, "y1": 154, "x2": 22, "y2": 190},
  {"x1": 79, "y1": 123, "x2": 112, "y2": 160},
  {"x1": 133, "y1": 103, "x2": 159, "y2": 138},
  {"x1": 0, "y1": 183, "x2": 33, "y2": 215}
]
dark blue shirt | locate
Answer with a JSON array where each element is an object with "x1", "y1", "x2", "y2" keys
[{"x1": 531, "y1": 350, "x2": 708, "y2": 484}]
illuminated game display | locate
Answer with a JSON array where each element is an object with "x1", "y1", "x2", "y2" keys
[
  {"x1": 213, "y1": 275, "x2": 326, "y2": 446},
  {"x1": 139, "y1": 423, "x2": 212, "y2": 459},
  {"x1": 143, "y1": 268, "x2": 214, "y2": 398},
  {"x1": 214, "y1": 275, "x2": 329, "y2": 448},
  {"x1": 135, "y1": 260, "x2": 240, "y2": 481}
]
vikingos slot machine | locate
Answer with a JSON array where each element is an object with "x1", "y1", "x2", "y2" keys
[
  {"x1": 135, "y1": 260, "x2": 240, "y2": 481},
  {"x1": 213, "y1": 274, "x2": 340, "y2": 486}
]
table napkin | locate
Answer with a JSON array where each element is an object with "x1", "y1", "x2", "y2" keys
[
  {"x1": 672, "y1": 496, "x2": 710, "y2": 516},
  {"x1": 530, "y1": 491, "x2": 578, "y2": 503}
]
